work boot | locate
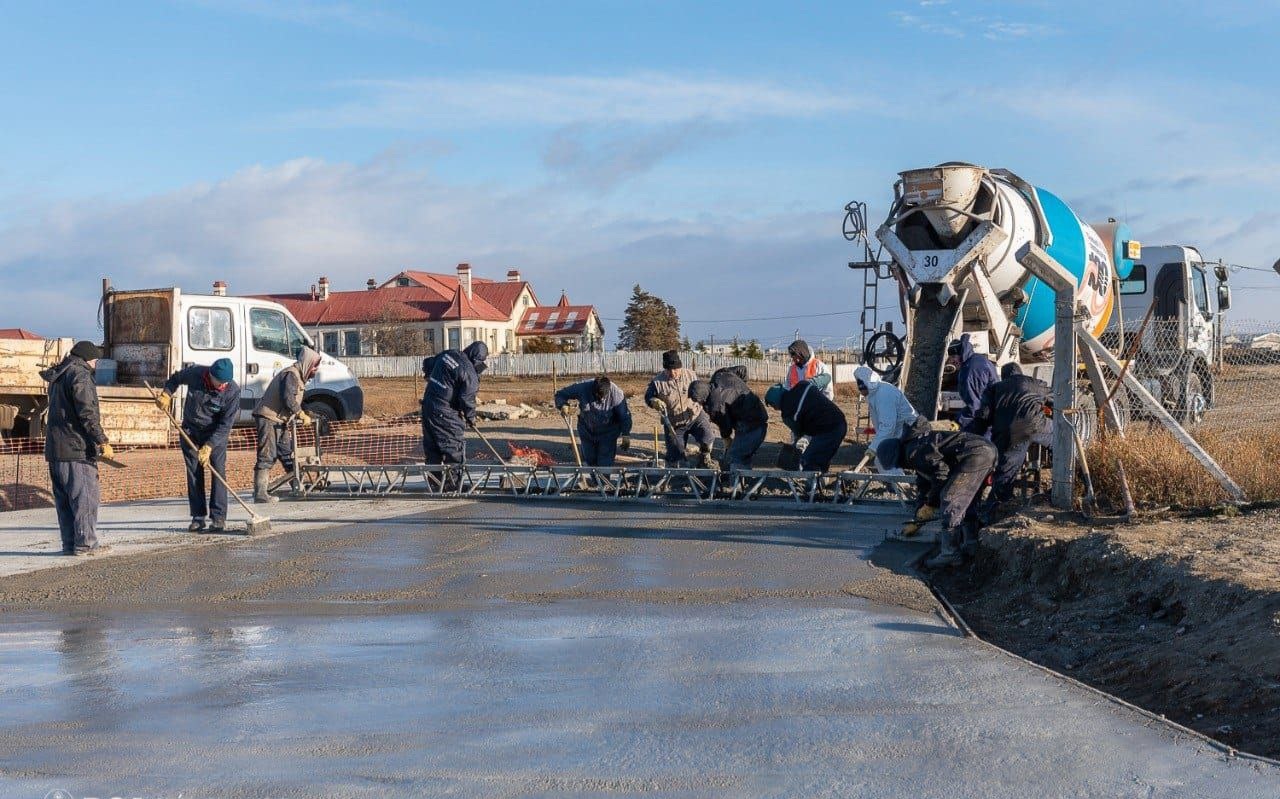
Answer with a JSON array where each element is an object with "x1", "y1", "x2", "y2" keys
[
  {"x1": 289, "y1": 476, "x2": 304, "y2": 497},
  {"x1": 74, "y1": 544, "x2": 112, "y2": 556},
  {"x1": 253, "y1": 470, "x2": 278, "y2": 504},
  {"x1": 188, "y1": 517, "x2": 207, "y2": 533},
  {"x1": 925, "y1": 528, "x2": 964, "y2": 569},
  {"x1": 208, "y1": 519, "x2": 227, "y2": 534}
]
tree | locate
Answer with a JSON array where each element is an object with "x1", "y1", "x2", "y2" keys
[
  {"x1": 680, "y1": 336, "x2": 692, "y2": 351},
  {"x1": 370, "y1": 307, "x2": 427, "y2": 356},
  {"x1": 617, "y1": 284, "x2": 681, "y2": 351},
  {"x1": 522, "y1": 336, "x2": 564, "y2": 354},
  {"x1": 695, "y1": 340, "x2": 708, "y2": 353},
  {"x1": 744, "y1": 340, "x2": 764, "y2": 359},
  {"x1": 730, "y1": 337, "x2": 743, "y2": 358}
]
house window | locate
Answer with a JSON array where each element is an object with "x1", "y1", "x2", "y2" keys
[
  {"x1": 522, "y1": 295, "x2": 531, "y2": 307},
  {"x1": 546, "y1": 312, "x2": 560, "y2": 327},
  {"x1": 505, "y1": 330, "x2": 514, "y2": 351},
  {"x1": 448, "y1": 328, "x2": 460, "y2": 350},
  {"x1": 250, "y1": 308, "x2": 290, "y2": 356},
  {"x1": 397, "y1": 277, "x2": 411, "y2": 287},
  {"x1": 344, "y1": 330, "x2": 362, "y2": 356},
  {"x1": 563, "y1": 311, "x2": 577, "y2": 329},
  {"x1": 525, "y1": 311, "x2": 539, "y2": 330},
  {"x1": 188, "y1": 307, "x2": 233, "y2": 351},
  {"x1": 322, "y1": 331, "x2": 340, "y2": 354}
]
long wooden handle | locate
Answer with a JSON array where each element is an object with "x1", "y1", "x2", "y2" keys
[
  {"x1": 143, "y1": 382, "x2": 262, "y2": 519},
  {"x1": 561, "y1": 410, "x2": 583, "y2": 467}
]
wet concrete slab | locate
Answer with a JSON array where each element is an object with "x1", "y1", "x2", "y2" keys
[{"x1": 1, "y1": 500, "x2": 1277, "y2": 798}]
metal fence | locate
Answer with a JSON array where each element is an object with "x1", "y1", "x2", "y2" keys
[{"x1": 343, "y1": 351, "x2": 791, "y2": 382}]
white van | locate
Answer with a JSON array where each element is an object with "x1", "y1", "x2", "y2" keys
[{"x1": 103, "y1": 283, "x2": 364, "y2": 430}]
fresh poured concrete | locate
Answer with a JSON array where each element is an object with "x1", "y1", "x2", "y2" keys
[{"x1": 0, "y1": 499, "x2": 1276, "y2": 798}]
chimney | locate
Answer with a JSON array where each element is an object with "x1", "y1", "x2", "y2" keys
[
  {"x1": 506, "y1": 269, "x2": 521, "y2": 283},
  {"x1": 318, "y1": 276, "x2": 330, "y2": 302},
  {"x1": 456, "y1": 263, "x2": 472, "y2": 300},
  {"x1": 212, "y1": 280, "x2": 227, "y2": 297},
  {"x1": 309, "y1": 284, "x2": 317, "y2": 301},
  {"x1": 367, "y1": 278, "x2": 377, "y2": 291}
]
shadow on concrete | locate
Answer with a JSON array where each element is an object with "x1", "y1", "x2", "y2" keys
[{"x1": 874, "y1": 621, "x2": 961, "y2": 636}]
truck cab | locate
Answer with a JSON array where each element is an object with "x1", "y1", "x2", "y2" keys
[
  {"x1": 1106, "y1": 245, "x2": 1226, "y2": 425},
  {"x1": 104, "y1": 285, "x2": 363, "y2": 429}
]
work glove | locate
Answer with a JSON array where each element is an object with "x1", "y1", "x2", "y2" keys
[
  {"x1": 466, "y1": 417, "x2": 477, "y2": 429},
  {"x1": 294, "y1": 411, "x2": 313, "y2": 426},
  {"x1": 915, "y1": 505, "x2": 937, "y2": 523},
  {"x1": 155, "y1": 392, "x2": 173, "y2": 414},
  {"x1": 100, "y1": 443, "x2": 115, "y2": 459},
  {"x1": 648, "y1": 398, "x2": 667, "y2": 414},
  {"x1": 900, "y1": 522, "x2": 921, "y2": 538},
  {"x1": 197, "y1": 444, "x2": 212, "y2": 467},
  {"x1": 555, "y1": 402, "x2": 567, "y2": 414},
  {"x1": 795, "y1": 435, "x2": 812, "y2": 454},
  {"x1": 619, "y1": 436, "x2": 631, "y2": 452}
]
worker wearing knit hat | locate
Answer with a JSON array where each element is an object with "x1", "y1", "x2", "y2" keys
[{"x1": 159, "y1": 359, "x2": 243, "y2": 532}]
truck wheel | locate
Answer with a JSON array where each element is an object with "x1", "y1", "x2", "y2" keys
[
  {"x1": 1179, "y1": 369, "x2": 1207, "y2": 427},
  {"x1": 303, "y1": 401, "x2": 338, "y2": 436}
]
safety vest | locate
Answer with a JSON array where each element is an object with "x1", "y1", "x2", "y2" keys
[{"x1": 786, "y1": 358, "x2": 821, "y2": 389}]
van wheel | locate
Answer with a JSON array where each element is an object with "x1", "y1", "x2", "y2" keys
[
  {"x1": 303, "y1": 402, "x2": 338, "y2": 436},
  {"x1": 1179, "y1": 369, "x2": 1207, "y2": 427}
]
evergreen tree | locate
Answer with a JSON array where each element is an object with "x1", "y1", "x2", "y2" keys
[
  {"x1": 744, "y1": 339, "x2": 764, "y2": 359},
  {"x1": 617, "y1": 285, "x2": 681, "y2": 350}
]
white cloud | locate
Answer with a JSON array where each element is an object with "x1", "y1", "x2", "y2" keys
[{"x1": 282, "y1": 72, "x2": 866, "y2": 130}]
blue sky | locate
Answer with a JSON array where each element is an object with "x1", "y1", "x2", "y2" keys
[{"x1": 2, "y1": 0, "x2": 1278, "y2": 346}]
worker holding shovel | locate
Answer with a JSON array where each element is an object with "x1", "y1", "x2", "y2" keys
[
  {"x1": 554, "y1": 376, "x2": 633, "y2": 467},
  {"x1": 156, "y1": 358, "x2": 240, "y2": 532}
]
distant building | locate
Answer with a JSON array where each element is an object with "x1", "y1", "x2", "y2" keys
[
  {"x1": 248, "y1": 264, "x2": 603, "y2": 356},
  {"x1": 0, "y1": 329, "x2": 44, "y2": 340}
]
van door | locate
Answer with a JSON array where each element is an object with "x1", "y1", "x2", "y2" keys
[
  {"x1": 245, "y1": 306, "x2": 296, "y2": 422},
  {"x1": 175, "y1": 299, "x2": 240, "y2": 418}
]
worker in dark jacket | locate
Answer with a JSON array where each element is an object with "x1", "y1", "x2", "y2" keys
[
  {"x1": 695, "y1": 368, "x2": 768, "y2": 471},
  {"x1": 555, "y1": 376, "x2": 632, "y2": 466},
  {"x1": 971, "y1": 362, "x2": 1051, "y2": 503},
  {"x1": 882, "y1": 417, "x2": 997, "y2": 568},
  {"x1": 41, "y1": 341, "x2": 113, "y2": 555},
  {"x1": 764, "y1": 380, "x2": 847, "y2": 472},
  {"x1": 252, "y1": 346, "x2": 321, "y2": 503},
  {"x1": 421, "y1": 342, "x2": 487, "y2": 465},
  {"x1": 158, "y1": 358, "x2": 241, "y2": 532},
  {"x1": 948, "y1": 334, "x2": 997, "y2": 432}
]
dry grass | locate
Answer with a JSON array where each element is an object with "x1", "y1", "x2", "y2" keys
[{"x1": 1088, "y1": 426, "x2": 1280, "y2": 510}]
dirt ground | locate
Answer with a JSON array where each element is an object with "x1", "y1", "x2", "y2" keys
[
  {"x1": 932, "y1": 505, "x2": 1280, "y2": 758},
  {"x1": 358, "y1": 375, "x2": 873, "y2": 470}
]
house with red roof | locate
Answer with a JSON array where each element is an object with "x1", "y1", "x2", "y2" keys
[{"x1": 251, "y1": 263, "x2": 603, "y2": 356}]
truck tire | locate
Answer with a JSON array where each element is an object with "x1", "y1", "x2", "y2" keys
[
  {"x1": 303, "y1": 401, "x2": 338, "y2": 436},
  {"x1": 1178, "y1": 367, "x2": 1208, "y2": 427}
]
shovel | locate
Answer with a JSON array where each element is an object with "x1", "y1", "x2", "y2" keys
[
  {"x1": 560, "y1": 408, "x2": 584, "y2": 467},
  {"x1": 143, "y1": 382, "x2": 271, "y2": 535},
  {"x1": 468, "y1": 418, "x2": 508, "y2": 466}
]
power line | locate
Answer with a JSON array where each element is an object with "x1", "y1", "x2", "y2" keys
[{"x1": 600, "y1": 303, "x2": 902, "y2": 324}]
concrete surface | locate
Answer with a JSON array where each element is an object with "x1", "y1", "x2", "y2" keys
[{"x1": 0, "y1": 499, "x2": 1277, "y2": 798}]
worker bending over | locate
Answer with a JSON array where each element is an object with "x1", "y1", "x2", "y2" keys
[
  {"x1": 645, "y1": 350, "x2": 716, "y2": 469},
  {"x1": 691, "y1": 366, "x2": 768, "y2": 471},
  {"x1": 158, "y1": 358, "x2": 240, "y2": 531},
  {"x1": 881, "y1": 417, "x2": 997, "y2": 569},
  {"x1": 852, "y1": 364, "x2": 918, "y2": 475},
  {"x1": 783, "y1": 339, "x2": 834, "y2": 400},
  {"x1": 421, "y1": 342, "x2": 488, "y2": 465},
  {"x1": 42, "y1": 341, "x2": 113, "y2": 555},
  {"x1": 970, "y1": 362, "x2": 1051, "y2": 506},
  {"x1": 252, "y1": 346, "x2": 321, "y2": 503},
  {"x1": 765, "y1": 379, "x2": 847, "y2": 473},
  {"x1": 555, "y1": 376, "x2": 633, "y2": 467},
  {"x1": 947, "y1": 334, "x2": 997, "y2": 432}
]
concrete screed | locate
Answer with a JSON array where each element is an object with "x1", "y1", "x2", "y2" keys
[{"x1": 0, "y1": 497, "x2": 1277, "y2": 798}]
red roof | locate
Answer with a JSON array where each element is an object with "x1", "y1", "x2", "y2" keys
[
  {"x1": 440, "y1": 287, "x2": 509, "y2": 322},
  {"x1": 0, "y1": 328, "x2": 43, "y2": 340},
  {"x1": 254, "y1": 287, "x2": 451, "y2": 326},
  {"x1": 382, "y1": 270, "x2": 538, "y2": 316},
  {"x1": 518, "y1": 304, "x2": 599, "y2": 336}
]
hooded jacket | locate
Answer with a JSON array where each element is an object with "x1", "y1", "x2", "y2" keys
[
  {"x1": 784, "y1": 340, "x2": 834, "y2": 400},
  {"x1": 253, "y1": 346, "x2": 322, "y2": 423},
  {"x1": 555, "y1": 379, "x2": 632, "y2": 439},
  {"x1": 775, "y1": 379, "x2": 846, "y2": 438},
  {"x1": 164, "y1": 365, "x2": 242, "y2": 443},
  {"x1": 901, "y1": 417, "x2": 998, "y2": 508},
  {"x1": 645, "y1": 367, "x2": 702, "y2": 427},
  {"x1": 952, "y1": 334, "x2": 997, "y2": 431},
  {"x1": 970, "y1": 370, "x2": 1051, "y2": 444},
  {"x1": 42, "y1": 355, "x2": 109, "y2": 462},
  {"x1": 699, "y1": 370, "x2": 768, "y2": 437},
  {"x1": 422, "y1": 342, "x2": 488, "y2": 425},
  {"x1": 853, "y1": 364, "x2": 919, "y2": 455}
]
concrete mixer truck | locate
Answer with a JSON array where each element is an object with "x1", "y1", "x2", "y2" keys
[{"x1": 849, "y1": 162, "x2": 1230, "y2": 437}]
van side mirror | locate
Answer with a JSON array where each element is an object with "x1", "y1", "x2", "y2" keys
[{"x1": 1218, "y1": 283, "x2": 1232, "y2": 311}]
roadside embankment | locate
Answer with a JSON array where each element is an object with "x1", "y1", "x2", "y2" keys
[{"x1": 932, "y1": 507, "x2": 1280, "y2": 758}]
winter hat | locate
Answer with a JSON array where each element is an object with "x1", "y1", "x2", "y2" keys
[
  {"x1": 210, "y1": 358, "x2": 234, "y2": 383},
  {"x1": 687, "y1": 379, "x2": 711, "y2": 405},
  {"x1": 764, "y1": 385, "x2": 784, "y2": 409},
  {"x1": 662, "y1": 350, "x2": 682, "y2": 370},
  {"x1": 1000, "y1": 362, "x2": 1023, "y2": 379},
  {"x1": 70, "y1": 341, "x2": 103, "y2": 361}
]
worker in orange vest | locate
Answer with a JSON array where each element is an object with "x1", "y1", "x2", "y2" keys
[{"x1": 782, "y1": 340, "x2": 834, "y2": 401}]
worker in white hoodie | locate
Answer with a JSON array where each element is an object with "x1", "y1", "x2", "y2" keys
[{"x1": 852, "y1": 364, "x2": 919, "y2": 475}]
